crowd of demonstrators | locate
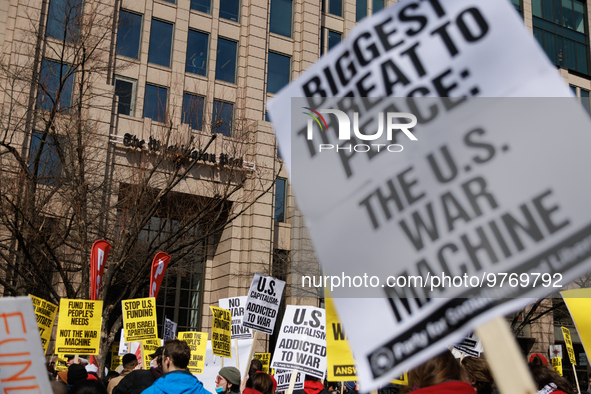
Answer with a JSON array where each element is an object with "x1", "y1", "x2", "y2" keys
[{"x1": 46, "y1": 337, "x2": 591, "y2": 394}]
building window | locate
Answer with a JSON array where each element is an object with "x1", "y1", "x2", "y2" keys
[
  {"x1": 46, "y1": 0, "x2": 82, "y2": 42},
  {"x1": 191, "y1": 0, "x2": 211, "y2": 14},
  {"x1": 28, "y1": 132, "x2": 62, "y2": 185},
  {"x1": 143, "y1": 84, "x2": 168, "y2": 123},
  {"x1": 116, "y1": 10, "x2": 143, "y2": 59},
  {"x1": 182, "y1": 93, "x2": 205, "y2": 131},
  {"x1": 328, "y1": 0, "x2": 342, "y2": 17},
  {"x1": 186, "y1": 30, "x2": 209, "y2": 76},
  {"x1": 212, "y1": 100, "x2": 233, "y2": 137},
  {"x1": 270, "y1": 0, "x2": 292, "y2": 37},
  {"x1": 274, "y1": 178, "x2": 287, "y2": 222},
  {"x1": 148, "y1": 19, "x2": 174, "y2": 67},
  {"x1": 356, "y1": 0, "x2": 367, "y2": 21},
  {"x1": 328, "y1": 30, "x2": 342, "y2": 51},
  {"x1": 215, "y1": 38, "x2": 237, "y2": 84},
  {"x1": 373, "y1": 0, "x2": 384, "y2": 13},
  {"x1": 267, "y1": 52, "x2": 290, "y2": 94},
  {"x1": 37, "y1": 60, "x2": 74, "y2": 112},
  {"x1": 114, "y1": 77, "x2": 137, "y2": 116},
  {"x1": 220, "y1": 0, "x2": 240, "y2": 22},
  {"x1": 511, "y1": 0, "x2": 523, "y2": 13},
  {"x1": 532, "y1": 0, "x2": 588, "y2": 74}
]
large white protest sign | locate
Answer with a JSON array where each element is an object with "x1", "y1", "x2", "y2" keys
[
  {"x1": 274, "y1": 369, "x2": 304, "y2": 392},
  {"x1": 267, "y1": 0, "x2": 591, "y2": 390},
  {"x1": 0, "y1": 297, "x2": 53, "y2": 394},
  {"x1": 220, "y1": 296, "x2": 253, "y2": 339},
  {"x1": 270, "y1": 305, "x2": 327, "y2": 379},
  {"x1": 243, "y1": 273, "x2": 286, "y2": 334}
]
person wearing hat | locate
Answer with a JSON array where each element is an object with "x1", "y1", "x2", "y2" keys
[
  {"x1": 142, "y1": 339, "x2": 210, "y2": 394},
  {"x1": 216, "y1": 367, "x2": 241, "y2": 394},
  {"x1": 113, "y1": 347, "x2": 164, "y2": 394},
  {"x1": 68, "y1": 364, "x2": 89, "y2": 389},
  {"x1": 343, "y1": 382, "x2": 357, "y2": 394},
  {"x1": 107, "y1": 354, "x2": 138, "y2": 394}
]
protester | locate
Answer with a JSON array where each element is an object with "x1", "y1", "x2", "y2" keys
[
  {"x1": 249, "y1": 359, "x2": 263, "y2": 379},
  {"x1": 293, "y1": 375, "x2": 328, "y2": 394},
  {"x1": 343, "y1": 382, "x2": 357, "y2": 394},
  {"x1": 113, "y1": 347, "x2": 164, "y2": 394},
  {"x1": 107, "y1": 354, "x2": 138, "y2": 394},
  {"x1": 216, "y1": 367, "x2": 241, "y2": 394},
  {"x1": 70, "y1": 380, "x2": 108, "y2": 394},
  {"x1": 403, "y1": 350, "x2": 475, "y2": 393},
  {"x1": 244, "y1": 372, "x2": 274, "y2": 394},
  {"x1": 529, "y1": 355, "x2": 575, "y2": 394},
  {"x1": 68, "y1": 364, "x2": 90, "y2": 388},
  {"x1": 461, "y1": 357, "x2": 495, "y2": 394},
  {"x1": 103, "y1": 371, "x2": 119, "y2": 389},
  {"x1": 142, "y1": 339, "x2": 210, "y2": 394}
]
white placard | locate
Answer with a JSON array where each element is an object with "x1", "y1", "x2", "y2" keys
[
  {"x1": 266, "y1": 0, "x2": 588, "y2": 391},
  {"x1": 275, "y1": 369, "x2": 304, "y2": 392},
  {"x1": 243, "y1": 273, "x2": 286, "y2": 335},
  {"x1": 163, "y1": 317, "x2": 177, "y2": 341},
  {"x1": 118, "y1": 328, "x2": 128, "y2": 355},
  {"x1": 453, "y1": 333, "x2": 483, "y2": 358},
  {"x1": 550, "y1": 344, "x2": 563, "y2": 360},
  {"x1": 0, "y1": 297, "x2": 53, "y2": 394},
  {"x1": 219, "y1": 296, "x2": 253, "y2": 339},
  {"x1": 270, "y1": 305, "x2": 327, "y2": 379}
]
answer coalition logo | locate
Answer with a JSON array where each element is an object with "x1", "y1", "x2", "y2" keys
[{"x1": 303, "y1": 107, "x2": 418, "y2": 153}]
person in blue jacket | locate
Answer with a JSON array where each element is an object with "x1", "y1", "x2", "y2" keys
[{"x1": 142, "y1": 339, "x2": 211, "y2": 394}]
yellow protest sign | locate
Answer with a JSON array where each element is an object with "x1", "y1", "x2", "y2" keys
[
  {"x1": 210, "y1": 306, "x2": 232, "y2": 358},
  {"x1": 111, "y1": 345, "x2": 123, "y2": 371},
  {"x1": 562, "y1": 288, "x2": 591, "y2": 363},
  {"x1": 29, "y1": 295, "x2": 58, "y2": 354},
  {"x1": 254, "y1": 353, "x2": 271, "y2": 373},
  {"x1": 552, "y1": 357, "x2": 563, "y2": 376},
  {"x1": 122, "y1": 298, "x2": 157, "y2": 341},
  {"x1": 55, "y1": 354, "x2": 68, "y2": 372},
  {"x1": 55, "y1": 299, "x2": 103, "y2": 355},
  {"x1": 325, "y1": 296, "x2": 357, "y2": 380},
  {"x1": 561, "y1": 326, "x2": 577, "y2": 365},
  {"x1": 143, "y1": 338, "x2": 161, "y2": 369},
  {"x1": 178, "y1": 332, "x2": 207, "y2": 374}
]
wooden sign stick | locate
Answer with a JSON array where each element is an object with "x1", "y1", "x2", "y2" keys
[
  {"x1": 234, "y1": 339, "x2": 240, "y2": 373},
  {"x1": 572, "y1": 364, "x2": 580, "y2": 394},
  {"x1": 286, "y1": 370, "x2": 298, "y2": 394},
  {"x1": 475, "y1": 316, "x2": 537, "y2": 394},
  {"x1": 241, "y1": 331, "x2": 259, "y2": 392}
]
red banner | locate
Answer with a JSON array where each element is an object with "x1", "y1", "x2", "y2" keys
[
  {"x1": 90, "y1": 239, "x2": 111, "y2": 300},
  {"x1": 150, "y1": 252, "x2": 170, "y2": 299}
]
